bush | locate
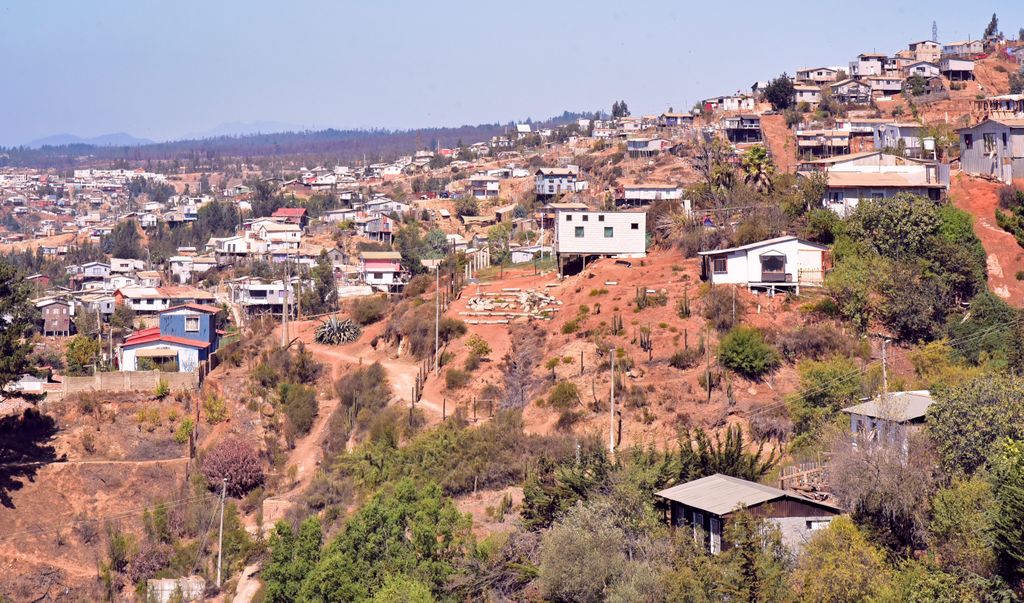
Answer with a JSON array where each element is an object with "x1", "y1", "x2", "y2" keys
[
  {"x1": 454, "y1": 196, "x2": 479, "y2": 217},
  {"x1": 770, "y1": 323, "x2": 851, "y2": 361},
  {"x1": 403, "y1": 274, "x2": 432, "y2": 298},
  {"x1": 669, "y1": 346, "x2": 703, "y2": 370},
  {"x1": 702, "y1": 286, "x2": 745, "y2": 331},
  {"x1": 202, "y1": 393, "x2": 228, "y2": 424},
  {"x1": 278, "y1": 382, "x2": 318, "y2": 435},
  {"x1": 718, "y1": 327, "x2": 780, "y2": 378},
  {"x1": 561, "y1": 319, "x2": 580, "y2": 334},
  {"x1": 445, "y1": 368, "x2": 470, "y2": 389},
  {"x1": 330, "y1": 363, "x2": 393, "y2": 444},
  {"x1": 154, "y1": 379, "x2": 170, "y2": 400},
  {"x1": 465, "y1": 333, "x2": 491, "y2": 359},
  {"x1": 385, "y1": 300, "x2": 467, "y2": 358},
  {"x1": 546, "y1": 382, "x2": 579, "y2": 411},
  {"x1": 173, "y1": 418, "x2": 194, "y2": 444},
  {"x1": 349, "y1": 295, "x2": 389, "y2": 325},
  {"x1": 201, "y1": 437, "x2": 265, "y2": 497}
]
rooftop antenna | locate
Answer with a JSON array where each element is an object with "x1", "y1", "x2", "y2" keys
[{"x1": 932, "y1": 20, "x2": 938, "y2": 43}]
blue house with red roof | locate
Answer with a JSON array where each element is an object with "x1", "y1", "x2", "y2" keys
[{"x1": 119, "y1": 304, "x2": 222, "y2": 372}]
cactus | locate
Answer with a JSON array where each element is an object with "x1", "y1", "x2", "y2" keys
[
  {"x1": 639, "y1": 325, "x2": 654, "y2": 361},
  {"x1": 635, "y1": 286, "x2": 649, "y2": 310},
  {"x1": 677, "y1": 286, "x2": 691, "y2": 319},
  {"x1": 611, "y1": 312, "x2": 623, "y2": 336},
  {"x1": 314, "y1": 316, "x2": 362, "y2": 345}
]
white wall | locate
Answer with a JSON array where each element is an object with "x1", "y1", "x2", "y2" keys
[
  {"x1": 555, "y1": 211, "x2": 646, "y2": 257},
  {"x1": 707, "y1": 239, "x2": 824, "y2": 285}
]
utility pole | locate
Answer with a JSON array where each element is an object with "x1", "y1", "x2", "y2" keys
[
  {"x1": 216, "y1": 478, "x2": 226, "y2": 588},
  {"x1": 880, "y1": 336, "x2": 889, "y2": 399},
  {"x1": 281, "y1": 255, "x2": 289, "y2": 348},
  {"x1": 609, "y1": 349, "x2": 616, "y2": 453},
  {"x1": 434, "y1": 264, "x2": 440, "y2": 375}
]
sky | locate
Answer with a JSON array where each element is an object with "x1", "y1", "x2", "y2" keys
[{"x1": 2, "y1": 0, "x2": 1023, "y2": 146}]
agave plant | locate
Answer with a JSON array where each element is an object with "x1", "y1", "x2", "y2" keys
[{"x1": 314, "y1": 316, "x2": 362, "y2": 345}]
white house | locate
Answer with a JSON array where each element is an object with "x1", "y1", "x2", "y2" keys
[
  {"x1": 795, "y1": 67, "x2": 839, "y2": 86},
  {"x1": 359, "y1": 251, "x2": 405, "y2": 292},
  {"x1": 535, "y1": 167, "x2": 587, "y2": 198},
  {"x1": 697, "y1": 236, "x2": 830, "y2": 293},
  {"x1": 554, "y1": 209, "x2": 646, "y2": 275},
  {"x1": 617, "y1": 183, "x2": 684, "y2": 207},
  {"x1": 843, "y1": 390, "x2": 934, "y2": 448},
  {"x1": 468, "y1": 174, "x2": 501, "y2": 199}
]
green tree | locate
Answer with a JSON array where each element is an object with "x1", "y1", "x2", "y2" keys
[
  {"x1": 370, "y1": 574, "x2": 436, "y2": 603},
  {"x1": 927, "y1": 375, "x2": 1024, "y2": 474},
  {"x1": 983, "y1": 13, "x2": 999, "y2": 38},
  {"x1": 990, "y1": 438, "x2": 1024, "y2": 579},
  {"x1": 538, "y1": 501, "x2": 628, "y2": 603},
  {"x1": 905, "y1": 74, "x2": 927, "y2": 96},
  {"x1": 790, "y1": 516, "x2": 890, "y2": 602},
  {"x1": 717, "y1": 326, "x2": 780, "y2": 379},
  {"x1": 110, "y1": 303, "x2": 136, "y2": 332},
  {"x1": 299, "y1": 480, "x2": 471, "y2": 601},
  {"x1": 928, "y1": 476, "x2": 997, "y2": 576},
  {"x1": 762, "y1": 73, "x2": 796, "y2": 110},
  {"x1": 303, "y1": 251, "x2": 338, "y2": 315},
  {"x1": 716, "y1": 511, "x2": 790, "y2": 603},
  {"x1": 66, "y1": 335, "x2": 101, "y2": 375},
  {"x1": 102, "y1": 220, "x2": 144, "y2": 259},
  {"x1": 846, "y1": 193, "x2": 940, "y2": 259},
  {"x1": 740, "y1": 145, "x2": 775, "y2": 193},
  {"x1": 487, "y1": 223, "x2": 512, "y2": 265},
  {"x1": 0, "y1": 260, "x2": 34, "y2": 389},
  {"x1": 790, "y1": 355, "x2": 863, "y2": 435}
]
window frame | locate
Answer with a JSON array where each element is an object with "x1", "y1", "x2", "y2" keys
[
  {"x1": 184, "y1": 316, "x2": 201, "y2": 333},
  {"x1": 712, "y1": 256, "x2": 728, "y2": 274},
  {"x1": 603, "y1": 226, "x2": 614, "y2": 238},
  {"x1": 574, "y1": 226, "x2": 585, "y2": 238}
]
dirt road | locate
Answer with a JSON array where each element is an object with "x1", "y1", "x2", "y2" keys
[{"x1": 950, "y1": 173, "x2": 1024, "y2": 306}]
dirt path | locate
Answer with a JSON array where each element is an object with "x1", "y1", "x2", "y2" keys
[
  {"x1": 760, "y1": 114, "x2": 797, "y2": 174},
  {"x1": 950, "y1": 173, "x2": 1024, "y2": 306}
]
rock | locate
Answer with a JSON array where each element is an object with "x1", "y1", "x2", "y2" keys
[{"x1": 261, "y1": 403, "x2": 275, "y2": 417}]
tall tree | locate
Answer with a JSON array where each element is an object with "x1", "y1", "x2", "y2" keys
[
  {"x1": 740, "y1": 145, "x2": 776, "y2": 193},
  {"x1": 983, "y1": 13, "x2": 999, "y2": 38},
  {"x1": 990, "y1": 439, "x2": 1024, "y2": 579},
  {"x1": 0, "y1": 260, "x2": 33, "y2": 390},
  {"x1": 763, "y1": 73, "x2": 795, "y2": 110}
]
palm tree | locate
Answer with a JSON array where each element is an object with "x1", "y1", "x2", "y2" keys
[{"x1": 741, "y1": 145, "x2": 776, "y2": 193}]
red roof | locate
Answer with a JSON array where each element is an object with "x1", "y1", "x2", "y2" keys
[
  {"x1": 160, "y1": 303, "x2": 221, "y2": 315},
  {"x1": 122, "y1": 333, "x2": 211, "y2": 350},
  {"x1": 272, "y1": 207, "x2": 307, "y2": 217},
  {"x1": 123, "y1": 326, "x2": 160, "y2": 344}
]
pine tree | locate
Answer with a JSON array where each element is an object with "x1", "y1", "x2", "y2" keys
[
  {"x1": 0, "y1": 260, "x2": 33, "y2": 390},
  {"x1": 984, "y1": 13, "x2": 999, "y2": 38}
]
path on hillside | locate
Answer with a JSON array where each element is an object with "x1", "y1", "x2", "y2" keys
[
  {"x1": 950, "y1": 173, "x2": 1024, "y2": 306},
  {"x1": 760, "y1": 114, "x2": 797, "y2": 173}
]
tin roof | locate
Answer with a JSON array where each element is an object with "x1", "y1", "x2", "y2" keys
[
  {"x1": 656, "y1": 474, "x2": 841, "y2": 516},
  {"x1": 842, "y1": 390, "x2": 934, "y2": 422}
]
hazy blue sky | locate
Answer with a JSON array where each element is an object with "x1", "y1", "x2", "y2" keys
[{"x1": 2, "y1": 0, "x2": 1023, "y2": 145}]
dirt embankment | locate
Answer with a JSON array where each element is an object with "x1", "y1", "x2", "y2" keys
[
  {"x1": 760, "y1": 114, "x2": 797, "y2": 173},
  {"x1": 950, "y1": 173, "x2": 1024, "y2": 306}
]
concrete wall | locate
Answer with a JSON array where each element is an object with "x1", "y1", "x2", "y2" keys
[
  {"x1": 61, "y1": 371, "x2": 197, "y2": 395},
  {"x1": 769, "y1": 515, "x2": 835, "y2": 551}
]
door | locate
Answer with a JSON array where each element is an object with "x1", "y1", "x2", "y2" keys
[
  {"x1": 693, "y1": 512, "x2": 704, "y2": 547},
  {"x1": 760, "y1": 253, "x2": 787, "y2": 283},
  {"x1": 710, "y1": 518, "x2": 722, "y2": 554}
]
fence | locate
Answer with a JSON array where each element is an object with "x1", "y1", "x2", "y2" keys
[{"x1": 59, "y1": 371, "x2": 198, "y2": 397}]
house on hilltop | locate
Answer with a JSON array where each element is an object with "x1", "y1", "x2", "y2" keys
[
  {"x1": 958, "y1": 117, "x2": 1024, "y2": 183},
  {"x1": 119, "y1": 304, "x2": 220, "y2": 372},
  {"x1": 656, "y1": 474, "x2": 842, "y2": 553},
  {"x1": 698, "y1": 235, "x2": 830, "y2": 294}
]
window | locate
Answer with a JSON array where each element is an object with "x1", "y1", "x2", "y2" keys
[
  {"x1": 582, "y1": 215, "x2": 589, "y2": 222},
  {"x1": 604, "y1": 227, "x2": 614, "y2": 238},
  {"x1": 1003, "y1": 132, "x2": 1009, "y2": 147},
  {"x1": 710, "y1": 518, "x2": 722, "y2": 554},
  {"x1": 984, "y1": 133, "x2": 996, "y2": 153},
  {"x1": 598, "y1": 215, "x2": 605, "y2": 222},
  {"x1": 373, "y1": 272, "x2": 383, "y2": 279},
  {"x1": 693, "y1": 512, "x2": 704, "y2": 546},
  {"x1": 565, "y1": 214, "x2": 572, "y2": 221},
  {"x1": 574, "y1": 226, "x2": 585, "y2": 238},
  {"x1": 631, "y1": 223, "x2": 639, "y2": 230},
  {"x1": 185, "y1": 316, "x2": 200, "y2": 333},
  {"x1": 712, "y1": 257, "x2": 727, "y2": 273},
  {"x1": 807, "y1": 520, "x2": 831, "y2": 531},
  {"x1": 964, "y1": 134, "x2": 973, "y2": 149}
]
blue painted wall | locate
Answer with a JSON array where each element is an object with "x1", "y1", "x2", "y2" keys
[{"x1": 159, "y1": 311, "x2": 217, "y2": 351}]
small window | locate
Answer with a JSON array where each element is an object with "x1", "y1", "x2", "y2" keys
[
  {"x1": 807, "y1": 520, "x2": 831, "y2": 531},
  {"x1": 185, "y1": 316, "x2": 200, "y2": 332},
  {"x1": 604, "y1": 227, "x2": 614, "y2": 238},
  {"x1": 598, "y1": 215, "x2": 605, "y2": 222},
  {"x1": 582, "y1": 215, "x2": 589, "y2": 222},
  {"x1": 574, "y1": 226, "x2": 584, "y2": 238},
  {"x1": 1003, "y1": 132, "x2": 1008, "y2": 147},
  {"x1": 984, "y1": 133, "x2": 996, "y2": 153},
  {"x1": 964, "y1": 134, "x2": 973, "y2": 149},
  {"x1": 631, "y1": 223, "x2": 639, "y2": 230},
  {"x1": 713, "y1": 257, "x2": 727, "y2": 273},
  {"x1": 565, "y1": 214, "x2": 572, "y2": 222},
  {"x1": 373, "y1": 272, "x2": 383, "y2": 279},
  {"x1": 693, "y1": 512, "x2": 704, "y2": 546}
]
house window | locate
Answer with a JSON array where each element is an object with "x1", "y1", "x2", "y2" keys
[
  {"x1": 631, "y1": 223, "x2": 639, "y2": 230},
  {"x1": 565, "y1": 215, "x2": 572, "y2": 222},
  {"x1": 604, "y1": 227, "x2": 614, "y2": 238},
  {"x1": 712, "y1": 257, "x2": 727, "y2": 273},
  {"x1": 373, "y1": 272, "x2": 383, "y2": 279},
  {"x1": 185, "y1": 317, "x2": 200, "y2": 333},
  {"x1": 984, "y1": 133, "x2": 996, "y2": 153},
  {"x1": 963, "y1": 134, "x2": 973, "y2": 149},
  {"x1": 710, "y1": 518, "x2": 722, "y2": 554},
  {"x1": 1003, "y1": 132, "x2": 1008, "y2": 147},
  {"x1": 598, "y1": 215, "x2": 605, "y2": 222},
  {"x1": 574, "y1": 227, "x2": 585, "y2": 238},
  {"x1": 582, "y1": 215, "x2": 589, "y2": 222},
  {"x1": 807, "y1": 520, "x2": 831, "y2": 531},
  {"x1": 693, "y1": 512, "x2": 704, "y2": 546}
]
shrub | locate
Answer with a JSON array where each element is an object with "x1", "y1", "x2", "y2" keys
[
  {"x1": 278, "y1": 382, "x2": 318, "y2": 435},
  {"x1": 718, "y1": 326, "x2": 780, "y2": 378},
  {"x1": 202, "y1": 393, "x2": 228, "y2": 424},
  {"x1": 464, "y1": 354, "x2": 480, "y2": 372},
  {"x1": 702, "y1": 286, "x2": 745, "y2": 331},
  {"x1": 349, "y1": 295, "x2": 389, "y2": 325},
  {"x1": 561, "y1": 319, "x2": 580, "y2": 334},
  {"x1": 154, "y1": 379, "x2": 170, "y2": 400},
  {"x1": 445, "y1": 368, "x2": 470, "y2": 389},
  {"x1": 465, "y1": 333, "x2": 491, "y2": 359},
  {"x1": 403, "y1": 274, "x2": 432, "y2": 298},
  {"x1": 201, "y1": 437, "x2": 265, "y2": 497},
  {"x1": 173, "y1": 418, "x2": 194, "y2": 444},
  {"x1": 589, "y1": 288, "x2": 608, "y2": 297},
  {"x1": 669, "y1": 346, "x2": 703, "y2": 370},
  {"x1": 385, "y1": 300, "x2": 467, "y2": 358},
  {"x1": 547, "y1": 382, "x2": 579, "y2": 410},
  {"x1": 770, "y1": 323, "x2": 850, "y2": 361},
  {"x1": 126, "y1": 543, "x2": 170, "y2": 584}
]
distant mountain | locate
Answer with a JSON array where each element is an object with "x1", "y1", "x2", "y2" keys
[
  {"x1": 26, "y1": 132, "x2": 153, "y2": 148},
  {"x1": 183, "y1": 121, "x2": 310, "y2": 139}
]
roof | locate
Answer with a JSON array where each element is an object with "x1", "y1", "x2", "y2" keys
[
  {"x1": 116, "y1": 286, "x2": 215, "y2": 300},
  {"x1": 799, "y1": 150, "x2": 882, "y2": 165},
  {"x1": 536, "y1": 167, "x2": 578, "y2": 176},
  {"x1": 655, "y1": 474, "x2": 841, "y2": 516},
  {"x1": 621, "y1": 182, "x2": 680, "y2": 190},
  {"x1": 842, "y1": 390, "x2": 934, "y2": 422},
  {"x1": 160, "y1": 303, "x2": 221, "y2": 315},
  {"x1": 359, "y1": 251, "x2": 402, "y2": 260},
  {"x1": 122, "y1": 332, "x2": 212, "y2": 350},
  {"x1": 697, "y1": 235, "x2": 828, "y2": 256},
  {"x1": 272, "y1": 207, "x2": 307, "y2": 217},
  {"x1": 826, "y1": 171, "x2": 945, "y2": 188}
]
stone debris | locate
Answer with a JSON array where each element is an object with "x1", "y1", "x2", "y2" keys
[{"x1": 462, "y1": 288, "x2": 560, "y2": 319}]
